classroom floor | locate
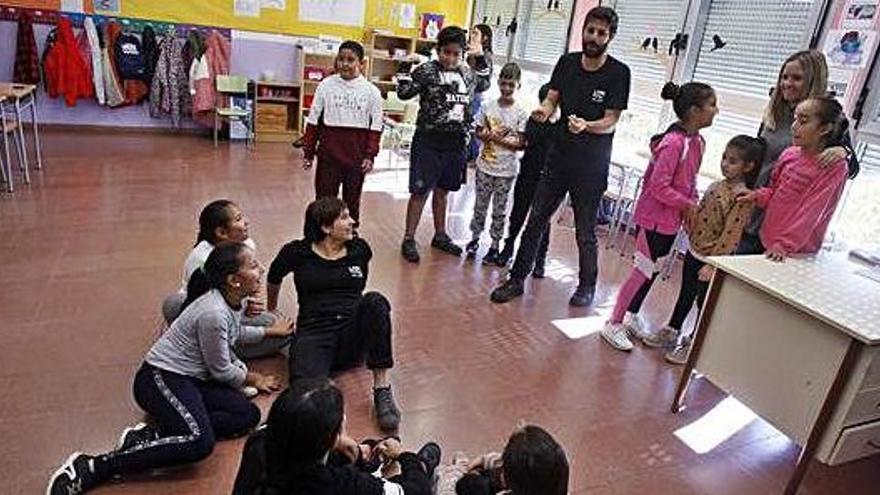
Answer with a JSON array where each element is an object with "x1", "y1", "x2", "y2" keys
[{"x1": 1, "y1": 130, "x2": 878, "y2": 495}]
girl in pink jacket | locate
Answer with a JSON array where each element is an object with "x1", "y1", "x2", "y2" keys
[
  {"x1": 602, "y1": 81, "x2": 718, "y2": 352},
  {"x1": 738, "y1": 96, "x2": 850, "y2": 262}
]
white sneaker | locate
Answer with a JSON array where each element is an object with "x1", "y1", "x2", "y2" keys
[
  {"x1": 601, "y1": 321, "x2": 634, "y2": 352},
  {"x1": 642, "y1": 326, "x2": 681, "y2": 349},
  {"x1": 622, "y1": 312, "x2": 651, "y2": 341},
  {"x1": 665, "y1": 336, "x2": 693, "y2": 365}
]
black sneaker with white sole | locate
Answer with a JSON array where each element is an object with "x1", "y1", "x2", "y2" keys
[
  {"x1": 401, "y1": 238, "x2": 420, "y2": 263},
  {"x1": 430, "y1": 234, "x2": 463, "y2": 256},
  {"x1": 117, "y1": 422, "x2": 159, "y2": 451},
  {"x1": 416, "y1": 442, "x2": 442, "y2": 478},
  {"x1": 465, "y1": 239, "x2": 479, "y2": 258},
  {"x1": 46, "y1": 452, "x2": 105, "y2": 495},
  {"x1": 373, "y1": 386, "x2": 401, "y2": 432},
  {"x1": 569, "y1": 285, "x2": 595, "y2": 307},
  {"x1": 482, "y1": 248, "x2": 500, "y2": 266}
]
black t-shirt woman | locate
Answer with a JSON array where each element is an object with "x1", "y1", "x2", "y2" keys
[{"x1": 266, "y1": 197, "x2": 400, "y2": 432}]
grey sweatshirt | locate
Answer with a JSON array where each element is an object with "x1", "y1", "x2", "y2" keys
[{"x1": 145, "y1": 289, "x2": 263, "y2": 388}]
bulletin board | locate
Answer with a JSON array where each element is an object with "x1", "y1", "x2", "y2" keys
[{"x1": 0, "y1": 0, "x2": 469, "y2": 38}]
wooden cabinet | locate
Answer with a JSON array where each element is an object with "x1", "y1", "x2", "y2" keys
[
  {"x1": 297, "y1": 51, "x2": 337, "y2": 135},
  {"x1": 254, "y1": 81, "x2": 301, "y2": 143}
]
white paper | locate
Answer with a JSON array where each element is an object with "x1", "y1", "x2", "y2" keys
[
  {"x1": 399, "y1": 3, "x2": 416, "y2": 29},
  {"x1": 843, "y1": 0, "x2": 879, "y2": 29},
  {"x1": 93, "y1": 0, "x2": 120, "y2": 14},
  {"x1": 261, "y1": 0, "x2": 286, "y2": 10},
  {"x1": 235, "y1": 0, "x2": 261, "y2": 17},
  {"x1": 61, "y1": 0, "x2": 84, "y2": 13},
  {"x1": 299, "y1": 0, "x2": 365, "y2": 27},
  {"x1": 824, "y1": 29, "x2": 877, "y2": 69}
]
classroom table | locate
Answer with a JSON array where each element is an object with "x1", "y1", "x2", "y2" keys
[
  {"x1": 0, "y1": 82, "x2": 43, "y2": 186},
  {"x1": 672, "y1": 252, "x2": 880, "y2": 494}
]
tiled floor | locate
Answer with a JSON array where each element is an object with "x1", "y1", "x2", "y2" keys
[{"x1": 1, "y1": 131, "x2": 877, "y2": 494}]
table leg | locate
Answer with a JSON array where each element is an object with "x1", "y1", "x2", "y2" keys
[
  {"x1": 672, "y1": 269, "x2": 726, "y2": 413},
  {"x1": 28, "y1": 94, "x2": 43, "y2": 170},
  {"x1": 13, "y1": 99, "x2": 30, "y2": 184},
  {"x1": 1, "y1": 113, "x2": 12, "y2": 192},
  {"x1": 783, "y1": 339, "x2": 862, "y2": 495}
]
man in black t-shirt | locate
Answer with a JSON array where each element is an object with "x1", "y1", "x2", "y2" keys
[{"x1": 491, "y1": 6, "x2": 631, "y2": 307}]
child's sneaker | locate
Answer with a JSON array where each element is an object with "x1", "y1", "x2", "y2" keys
[
  {"x1": 665, "y1": 335, "x2": 693, "y2": 365},
  {"x1": 496, "y1": 243, "x2": 514, "y2": 266},
  {"x1": 601, "y1": 321, "x2": 634, "y2": 352},
  {"x1": 642, "y1": 326, "x2": 680, "y2": 349},
  {"x1": 116, "y1": 422, "x2": 158, "y2": 451},
  {"x1": 532, "y1": 259, "x2": 546, "y2": 278},
  {"x1": 465, "y1": 239, "x2": 479, "y2": 258},
  {"x1": 46, "y1": 452, "x2": 104, "y2": 495},
  {"x1": 622, "y1": 312, "x2": 651, "y2": 341},
  {"x1": 431, "y1": 233, "x2": 463, "y2": 256},
  {"x1": 401, "y1": 238, "x2": 420, "y2": 263},
  {"x1": 482, "y1": 248, "x2": 500, "y2": 266}
]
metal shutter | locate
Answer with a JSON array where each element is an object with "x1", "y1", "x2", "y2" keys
[
  {"x1": 513, "y1": 1, "x2": 569, "y2": 65},
  {"x1": 862, "y1": 143, "x2": 880, "y2": 172},
  {"x1": 692, "y1": 0, "x2": 815, "y2": 99},
  {"x1": 474, "y1": 0, "x2": 520, "y2": 57}
]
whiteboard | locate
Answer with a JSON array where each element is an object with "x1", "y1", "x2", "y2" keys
[{"x1": 299, "y1": 0, "x2": 365, "y2": 27}]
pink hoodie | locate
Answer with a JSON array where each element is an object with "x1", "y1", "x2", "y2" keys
[
  {"x1": 756, "y1": 146, "x2": 847, "y2": 254},
  {"x1": 633, "y1": 129, "x2": 704, "y2": 235}
]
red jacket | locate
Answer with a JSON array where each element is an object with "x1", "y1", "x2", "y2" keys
[{"x1": 43, "y1": 18, "x2": 93, "y2": 106}]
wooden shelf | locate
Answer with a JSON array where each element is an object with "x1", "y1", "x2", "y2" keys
[
  {"x1": 372, "y1": 80, "x2": 397, "y2": 86},
  {"x1": 256, "y1": 81, "x2": 300, "y2": 88},
  {"x1": 257, "y1": 96, "x2": 299, "y2": 103}
]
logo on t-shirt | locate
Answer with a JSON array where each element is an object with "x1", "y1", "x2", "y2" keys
[
  {"x1": 590, "y1": 89, "x2": 606, "y2": 103},
  {"x1": 348, "y1": 266, "x2": 364, "y2": 278}
]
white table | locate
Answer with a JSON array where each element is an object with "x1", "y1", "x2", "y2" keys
[{"x1": 672, "y1": 253, "x2": 880, "y2": 494}]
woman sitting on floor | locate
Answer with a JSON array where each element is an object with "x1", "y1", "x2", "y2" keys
[
  {"x1": 47, "y1": 242, "x2": 287, "y2": 495},
  {"x1": 267, "y1": 197, "x2": 401, "y2": 431}
]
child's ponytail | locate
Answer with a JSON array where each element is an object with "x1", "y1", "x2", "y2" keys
[{"x1": 810, "y1": 96, "x2": 860, "y2": 179}]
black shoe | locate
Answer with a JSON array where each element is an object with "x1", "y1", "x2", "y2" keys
[
  {"x1": 401, "y1": 238, "x2": 420, "y2": 263},
  {"x1": 532, "y1": 261, "x2": 545, "y2": 279},
  {"x1": 569, "y1": 285, "x2": 594, "y2": 307},
  {"x1": 373, "y1": 386, "x2": 401, "y2": 432},
  {"x1": 116, "y1": 422, "x2": 158, "y2": 451},
  {"x1": 490, "y1": 278, "x2": 524, "y2": 303},
  {"x1": 496, "y1": 245, "x2": 513, "y2": 267},
  {"x1": 47, "y1": 453, "x2": 103, "y2": 495},
  {"x1": 465, "y1": 239, "x2": 479, "y2": 258},
  {"x1": 416, "y1": 442, "x2": 442, "y2": 478},
  {"x1": 431, "y1": 233, "x2": 463, "y2": 256},
  {"x1": 482, "y1": 248, "x2": 500, "y2": 266},
  {"x1": 292, "y1": 137, "x2": 304, "y2": 148}
]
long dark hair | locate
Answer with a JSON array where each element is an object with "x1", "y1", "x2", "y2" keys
[
  {"x1": 502, "y1": 425, "x2": 569, "y2": 495},
  {"x1": 196, "y1": 199, "x2": 237, "y2": 246},
  {"x1": 182, "y1": 241, "x2": 247, "y2": 312},
  {"x1": 303, "y1": 197, "x2": 347, "y2": 243},
  {"x1": 661, "y1": 81, "x2": 715, "y2": 121},
  {"x1": 805, "y1": 96, "x2": 859, "y2": 178},
  {"x1": 472, "y1": 24, "x2": 492, "y2": 54},
  {"x1": 263, "y1": 379, "x2": 345, "y2": 488}
]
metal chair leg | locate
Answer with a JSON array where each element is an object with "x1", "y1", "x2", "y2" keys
[
  {"x1": 13, "y1": 102, "x2": 30, "y2": 184},
  {"x1": 29, "y1": 94, "x2": 43, "y2": 170},
  {"x1": 214, "y1": 112, "x2": 219, "y2": 148}
]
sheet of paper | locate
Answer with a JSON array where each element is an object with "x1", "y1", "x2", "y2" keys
[
  {"x1": 261, "y1": 0, "x2": 286, "y2": 10},
  {"x1": 93, "y1": 0, "x2": 120, "y2": 14},
  {"x1": 235, "y1": 0, "x2": 261, "y2": 17},
  {"x1": 61, "y1": 0, "x2": 84, "y2": 13},
  {"x1": 299, "y1": 0, "x2": 366, "y2": 27},
  {"x1": 399, "y1": 3, "x2": 416, "y2": 29}
]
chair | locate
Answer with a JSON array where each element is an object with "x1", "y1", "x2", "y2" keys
[
  {"x1": 1, "y1": 97, "x2": 27, "y2": 193},
  {"x1": 214, "y1": 75, "x2": 253, "y2": 149}
]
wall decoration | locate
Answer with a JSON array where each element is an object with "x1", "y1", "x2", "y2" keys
[
  {"x1": 234, "y1": 0, "x2": 260, "y2": 17},
  {"x1": 824, "y1": 29, "x2": 877, "y2": 69},
  {"x1": 299, "y1": 0, "x2": 366, "y2": 27},
  {"x1": 843, "y1": 0, "x2": 878, "y2": 29}
]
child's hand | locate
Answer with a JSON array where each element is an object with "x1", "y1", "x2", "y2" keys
[
  {"x1": 266, "y1": 315, "x2": 295, "y2": 337},
  {"x1": 736, "y1": 190, "x2": 758, "y2": 203},
  {"x1": 361, "y1": 158, "x2": 374, "y2": 173},
  {"x1": 682, "y1": 204, "x2": 698, "y2": 233},
  {"x1": 818, "y1": 146, "x2": 847, "y2": 168},
  {"x1": 697, "y1": 265, "x2": 715, "y2": 282},
  {"x1": 251, "y1": 373, "x2": 282, "y2": 394},
  {"x1": 302, "y1": 155, "x2": 316, "y2": 170},
  {"x1": 377, "y1": 437, "x2": 403, "y2": 460},
  {"x1": 765, "y1": 246, "x2": 787, "y2": 262},
  {"x1": 334, "y1": 434, "x2": 360, "y2": 463}
]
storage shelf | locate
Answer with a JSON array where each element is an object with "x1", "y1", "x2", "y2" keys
[
  {"x1": 255, "y1": 81, "x2": 300, "y2": 88},
  {"x1": 257, "y1": 96, "x2": 300, "y2": 103}
]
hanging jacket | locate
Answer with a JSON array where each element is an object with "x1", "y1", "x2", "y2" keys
[
  {"x1": 102, "y1": 22, "x2": 125, "y2": 107},
  {"x1": 141, "y1": 25, "x2": 160, "y2": 85},
  {"x1": 83, "y1": 17, "x2": 105, "y2": 105},
  {"x1": 75, "y1": 26, "x2": 93, "y2": 89},
  {"x1": 189, "y1": 55, "x2": 212, "y2": 110},
  {"x1": 114, "y1": 32, "x2": 146, "y2": 81},
  {"x1": 13, "y1": 12, "x2": 40, "y2": 84},
  {"x1": 150, "y1": 35, "x2": 189, "y2": 126},
  {"x1": 194, "y1": 30, "x2": 231, "y2": 115},
  {"x1": 43, "y1": 17, "x2": 93, "y2": 106}
]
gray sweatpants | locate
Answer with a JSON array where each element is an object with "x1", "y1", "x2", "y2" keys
[{"x1": 470, "y1": 169, "x2": 515, "y2": 246}]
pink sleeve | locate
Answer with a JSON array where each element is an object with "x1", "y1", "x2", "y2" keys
[
  {"x1": 768, "y1": 163, "x2": 847, "y2": 254},
  {"x1": 646, "y1": 134, "x2": 696, "y2": 210},
  {"x1": 756, "y1": 147, "x2": 796, "y2": 208}
]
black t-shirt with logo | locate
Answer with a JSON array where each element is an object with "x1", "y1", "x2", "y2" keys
[
  {"x1": 548, "y1": 52, "x2": 630, "y2": 180},
  {"x1": 267, "y1": 238, "x2": 371, "y2": 322}
]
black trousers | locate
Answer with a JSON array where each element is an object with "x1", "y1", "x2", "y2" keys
[
  {"x1": 289, "y1": 292, "x2": 394, "y2": 381},
  {"x1": 504, "y1": 172, "x2": 550, "y2": 266},
  {"x1": 509, "y1": 165, "x2": 604, "y2": 288},
  {"x1": 735, "y1": 232, "x2": 765, "y2": 255},
  {"x1": 668, "y1": 251, "x2": 710, "y2": 331}
]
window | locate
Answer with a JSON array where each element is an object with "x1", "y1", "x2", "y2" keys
[
  {"x1": 686, "y1": 0, "x2": 819, "y2": 177},
  {"x1": 473, "y1": 0, "x2": 570, "y2": 68},
  {"x1": 829, "y1": 144, "x2": 880, "y2": 250}
]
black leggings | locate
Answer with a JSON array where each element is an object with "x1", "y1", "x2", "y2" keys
[
  {"x1": 667, "y1": 251, "x2": 710, "y2": 331},
  {"x1": 504, "y1": 174, "x2": 550, "y2": 265},
  {"x1": 290, "y1": 292, "x2": 394, "y2": 381},
  {"x1": 100, "y1": 364, "x2": 260, "y2": 478}
]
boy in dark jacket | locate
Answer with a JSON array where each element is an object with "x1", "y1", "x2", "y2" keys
[
  {"x1": 397, "y1": 26, "x2": 491, "y2": 263},
  {"x1": 495, "y1": 83, "x2": 560, "y2": 274}
]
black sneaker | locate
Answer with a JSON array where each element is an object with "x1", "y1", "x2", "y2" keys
[
  {"x1": 495, "y1": 246, "x2": 513, "y2": 267},
  {"x1": 46, "y1": 453, "x2": 103, "y2": 495},
  {"x1": 569, "y1": 285, "x2": 595, "y2": 307},
  {"x1": 490, "y1": 278, "x2": 524, "y2": 303},
  {"x1": 431, "y1": 233, "x2": 463, "y2": 256},
  {"x1": 116, "y1": 422, "x2": 158, "y2": 451},
  {"x1": 401, "y1": 239, "x2": 420, "y2": 263},
  {"x1": 532, "y1": 261, "x2": 545, "y2": 279},
  {"x1": 465, "y1": 239, "x2": 479, "y2": 258},
  {"x1": 482, "y1": 248, "x2": 500, "y2": 266},
  {"x1": 416, "y1": 442, "x2": 442, "y2": 478},
  {"x1": 373, "y1": 386, "x2": 401, "y2": 432}
]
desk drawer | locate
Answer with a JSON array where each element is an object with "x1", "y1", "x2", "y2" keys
[
  {"x1": 860, "y1": 347, "x2": 880, "y2": 390},
  {"x1": 843, "y1": 386, "x2": 880, "y2": 427},
  {"x1": 828, "y1": 420, "x2": 880, "y2": 465}
]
